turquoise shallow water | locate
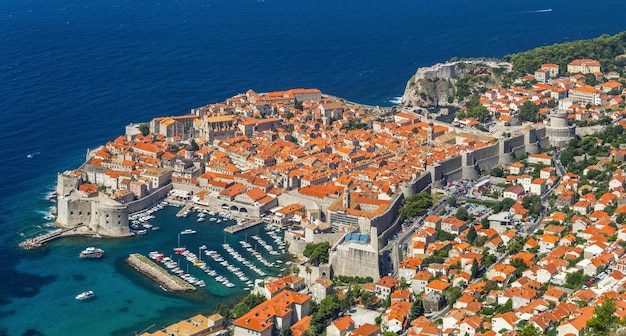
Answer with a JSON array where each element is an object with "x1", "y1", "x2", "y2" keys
[
  {"x1": 2, "y1": 0, "x2": 626, "y2": 334},
  {"x1": 4, "y1": 206, "x2": 287, "y2": 336}
]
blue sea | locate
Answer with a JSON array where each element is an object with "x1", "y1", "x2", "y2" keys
[{"x1": 1, "y1": 0, "x2": 626, "y2": 334}]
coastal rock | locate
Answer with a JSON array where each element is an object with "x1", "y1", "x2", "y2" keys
[{"x1": 401, "y1": 61, "x2": 504, "y2": 108}]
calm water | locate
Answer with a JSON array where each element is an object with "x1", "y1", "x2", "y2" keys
[{"x1": 1, "y1": 0, "x2": 626, "y2": 334}]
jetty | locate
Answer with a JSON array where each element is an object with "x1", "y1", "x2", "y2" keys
[
  {"x1": 224, "y1": 220, "x2": 264, "y2": 234},
  {"x1": 19, "y1": 225, "x2": 94, "y2": 249},
  {"x1": 126, "y1": 254, "x2": 196, "y2": 293},
  {"x1": 176, "y1": 203, "x2": 192, "y2": 217}
]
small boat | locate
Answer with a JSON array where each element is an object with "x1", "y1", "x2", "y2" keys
[
  {"x1": 75, "y1": 291, "x2": 94, "y2": 300},
  {"x1": 79, "y1": 247, "x2": 104, "y2": 258},
  {"x1": 180, "y1": 229, "x2": 197, "y2": 235}
]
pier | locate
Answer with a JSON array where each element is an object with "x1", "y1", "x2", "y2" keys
[
  {"x1": 126, "y1": 254, "x2": 196, "y2": 293},
  {"x1": 175, "y1": 203, "x2": 193, "y2": 217},
  {"x1": 224, "y1": 220, "x2": 264, "y2": 234},
  {"x1": 19, "y1": 225, "x2": 95, "y2": 249}
]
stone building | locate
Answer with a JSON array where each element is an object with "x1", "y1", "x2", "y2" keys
[{"x1": 546, "y1": 110, "x2": 575, "y2": 147}]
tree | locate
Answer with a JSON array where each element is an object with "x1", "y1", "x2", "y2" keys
[
  {"x1": 232, "y1": 302, "x2": 251, "y2": 318},
  {"x1": 445, "y1": 287, "x2": 463, "y2": 308},
  {"x1": 305, "y1": 266, "x2": 312, "y2": 284},
  {"x1": 399, "y1": 192, "x2": 433, "y2": 221},
  {"x1": 471, "y1": 258, "x2": 480, "y2": 279},
  {"x1": 383, "y1": 294, "x2": 392, "y2": 308},
  {"x1": 189, "y1": 139, "x2": 200, "y2": 151},
  {"x1": 467, "y1": 226, "x2": 477, "y2": 245},
  {"x1": 410, "y1": 298, "x2": 424, "y2": 320},
  {"x1": 490, "y1": 167, "x2": 504, "y2": 177},
  {"x1": 242, "y1": 293, "x2": 266, "y2": 309},
  {"x1": 303, "y1": 242, "x2": 330, "y2": 266},
  {"x1": 447, "y1": 197, "x2": 458, "y2": 206},
  {"x1": 586, "y1": 297, "x2": 621, "y2": 335},
  {"x1": 521, "y1": 195, "x2": 542, "y2": 217},
  {"x1": 518, "y1": 101, "x2": 541, "y2": 122},
  {"x1": 565, "y1": 269, "x2": 589, "y2": 289},
  {"x1": 456, "y1": 207, "x2": 470, "y2": 221},
  {"x1": 138, "y1": 123, "x2": 150, "y2": 136},
  {"x1": 497, "y1": 299, "x2": 513, "y2": 314},
  {"x1": 517, "y1": 323, "x2": 543, "y2": 336},
  {"x1": 281, "y1": 328, "x2": 293, "y2": 336}
]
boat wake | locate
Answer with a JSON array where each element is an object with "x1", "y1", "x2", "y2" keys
[
  {"x1": 388, "y1": 96, "x2": 403, "y2": 105},
  {"x1": 517, "y1": 8, "x2": 552, "y2": 14},
  {"x1": 26, "y1": 151, "x2": 41, "y2": 159}
]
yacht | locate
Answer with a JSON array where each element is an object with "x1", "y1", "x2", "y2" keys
[
  {"x1": 180, "y1": 229, "x2": 197, "y2": 235},
  {"x1": 75, "y1": 291, "x2": 95, "y2": 300},
  {"x1": 79, "y1": 247, "x2": 104, "y2": 259}
]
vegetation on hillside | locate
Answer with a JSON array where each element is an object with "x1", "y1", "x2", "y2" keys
[{"x1": 504, "y1": 31, "x2": 626, "y2": 77}]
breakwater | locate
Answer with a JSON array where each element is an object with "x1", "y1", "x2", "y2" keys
[{"x1": 126, "y1": 254, "x2": 196, "y2": 293}]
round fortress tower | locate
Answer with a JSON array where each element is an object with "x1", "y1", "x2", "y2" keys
[{"x1": 546, "y1": 110, "x2": 575, "y2": 147}]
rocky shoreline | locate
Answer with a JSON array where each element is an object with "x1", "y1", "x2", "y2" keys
[{"x1": 126, "y1": 253, "x2": 196, "y2": 293}]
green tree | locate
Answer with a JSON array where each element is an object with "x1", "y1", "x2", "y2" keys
[
  {"x1": 303, "y1": 242, "x2": 330, "y2": 266},
  {"x1": 383, "y1": 332, "x2": 399, "y2": 336},
  {"x1": 399, "y1": 192, "x2": 433, "y2": 221},
  {"x1": 242, "y1": 293, "x2": 266, "y2": 308},
  {"x1": 517, "y1": 323, "x2": 543, "y2": 336},
  {"x1": 138, "y1": 123, "x2": 150, "y2": 136},
  {"x1": 586, "y1": 297, "x2": 621, "y2": 336},
  {"x1": 232, "y1": 302, "x2": 251, "y2": 318},
  {"x1": 521, "y1": 195, "x2": 542, "y2": 217},
  {"x1": 189, "y1": 139, "x2": 200, "y2": 151},
  {"x1": 445, "y1": 286, "x2": 463, "y2": 308},
  {"x1": 281, "y1": 328, "x2": 293, "y2": 336},
  {"x1": 497, "y1": 299, "x2": 513, "y2": 314},
  {"x1": 490, "y1": 167, "x2": 504, "y2": 177},
  {"x1": 456, "y1": 207, "x2": 470, "y2": 221},
  {"x1": 518, "y1": 101, "x2": 541, "y2": 122},
  {"x1": 447, "y1": 197, "x2": 458, "y2": 206},
  {"x1": 565, "y1": 269, "x2": 589, "y2": 289},
  {"x1": 410, "y1": 298, "x2": 424, "y2": 320},
  {"x1": 471, "y1": 258, "x2": 480, "y2": 279},
  {"x1": 467, "y1": 226, "x2": 477, "y2": 245}
]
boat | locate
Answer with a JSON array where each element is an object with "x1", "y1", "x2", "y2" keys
[
  {"x1": 79, "y1": 247, "x2": 104, "y2": 258},
  {"x1": 75, "y1": 291, "x2": 94, "y2": 300},
  {"x1": 180, "y1": 229, "x2": 196, "y2": 235}
]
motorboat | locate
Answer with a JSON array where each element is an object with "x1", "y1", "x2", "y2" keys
[
  {"x1": 180, "y1": 229, "x2": 197, "y2": 235},
  {"x1": 75, "y1": 291, "x2": 94, "y2": 300},
  {"x1": 79, "y1": 247, "x2": 104, "y2": 258}
]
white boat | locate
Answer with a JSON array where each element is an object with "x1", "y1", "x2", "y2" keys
[
  {"x1": 75, "y1": 291, "x2": 94, "y2": 300},
  {"x1": 180, "y1": 229, "x2": 196, "y2": 235},
  {"x1": 79, "y1": 247, "x2": 104, "y2": 258}
]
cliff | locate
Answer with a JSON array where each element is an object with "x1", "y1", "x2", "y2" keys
[{"x1": 401, "y1": 61, "x2": 505, "y2": 108}]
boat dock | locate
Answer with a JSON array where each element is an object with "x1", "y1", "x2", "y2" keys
[
  {"x1": 126, "y1": 254, "x2": 196, "y2": 293},
  {"x1": 175, "y1": 204, "x2": 192, "y2": 217},
  {"x1": 224, "y1": 220, "x2": 264, "y2": 234},
  {"x1": 19, "y1": 225, "x2": 94, "y2": 249}
]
